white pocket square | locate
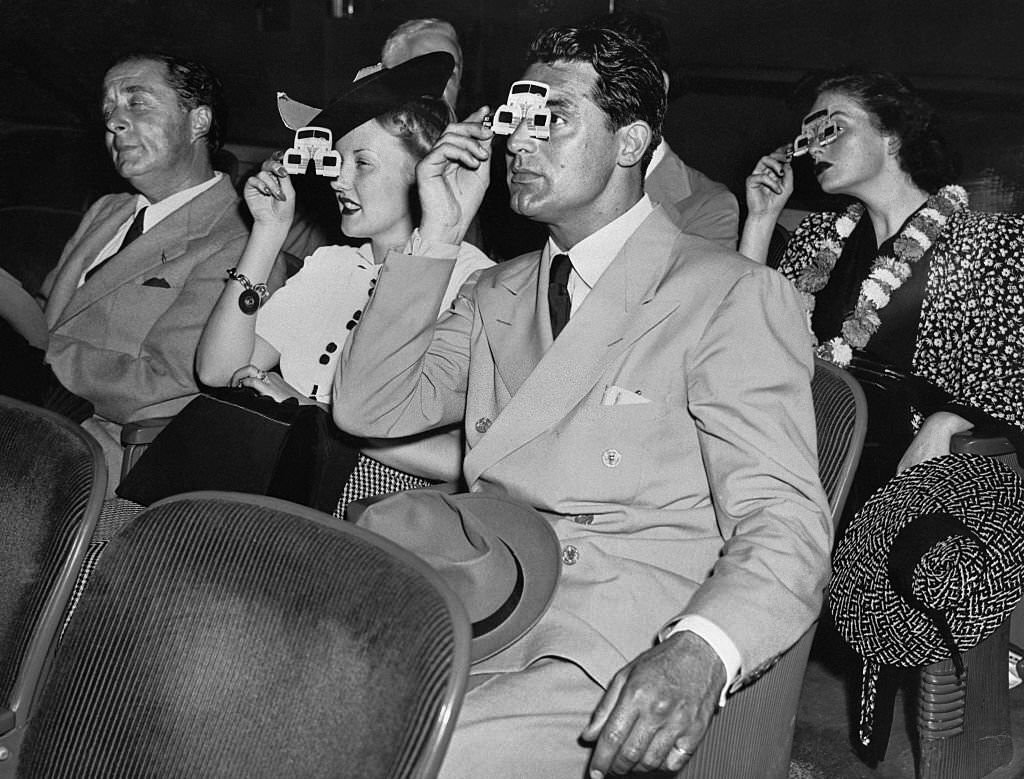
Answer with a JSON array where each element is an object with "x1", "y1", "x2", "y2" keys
[{"x1": 601, "y1": 385, "x2": 651, "y2": 406}]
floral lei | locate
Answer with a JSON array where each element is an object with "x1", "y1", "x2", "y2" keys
[{"x1": 792, "y1": 184, "x2": 969, "y2": 367}]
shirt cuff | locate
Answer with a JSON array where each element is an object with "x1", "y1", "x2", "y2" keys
[
  {"x1": 403, "y1": 228, "x2": 460, "y2": 260},
  {"x1": 659, "y1": 615, "x2": 742, "y2": 708}
]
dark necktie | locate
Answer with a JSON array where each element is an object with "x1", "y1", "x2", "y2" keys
[
  {"x1": 85, "y1": 207, "x2": 148, "y2": 282},
  {"x1": 548, "y1": 253, "x2": 572, "y2": 339}
]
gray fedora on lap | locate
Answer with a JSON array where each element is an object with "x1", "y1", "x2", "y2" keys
[{"x1": 356, "y1": 490, "x2": 561, "y2": 663}]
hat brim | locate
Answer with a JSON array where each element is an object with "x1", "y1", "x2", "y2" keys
[
  {"x1": 354, "y1": 489, "x2": 561, "y2": 664},
  {"x1": 829, "y1": 452, "x2": 1024, "y2": 667},
  {"x1": 447, "y1": 493, "x2": 561, "y2": 662},
  {"x1": 276, "y1": 51, "x2": 454, "y2": 142}
]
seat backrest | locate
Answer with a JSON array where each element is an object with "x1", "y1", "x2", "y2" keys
[
  {"x1": 0, "y1": 206, "x2": 87, "y2": 298},
  {"x1": 17, "y1": 491, "x2": 471, "y2": 779},
  {"x1": 810, "y1": 358, "x2": 869, "y2": 519},
  {"x1": 766, "y1": 222, "x2": 791, "y2": 270},
  {"x1": 0, "y1": 395, "x2": 105, "y2": 759},
  {"x1": 676, "y1": 357, "x2": 868, "y2": 779}
]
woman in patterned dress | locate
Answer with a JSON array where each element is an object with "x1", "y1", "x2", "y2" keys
[
  {"x1": 197, "y1": 54, "x2": 492, "y2": 516},
  {"x1": 740, "y1": 70, "x2": 1024, "y2": 507}
]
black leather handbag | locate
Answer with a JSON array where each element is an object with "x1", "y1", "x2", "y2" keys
[{"x1": 116, "y1": 386, "x2": 360, "y2": 513}]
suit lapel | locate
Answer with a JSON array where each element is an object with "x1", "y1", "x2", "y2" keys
[
  {"x1": 44, "y1": 196, "x2": 136, "y2": 329},
  {"x1": 54, "y1": 177, "x2": 233, "y2": 327},
  {"x1": 464, "y1": 209, "x2": 682, "y2": 483},
  {"x1": 478, "y1": 250, "x2": 549, "y2": 398}
]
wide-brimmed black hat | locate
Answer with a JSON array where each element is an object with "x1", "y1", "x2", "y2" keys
[
  {"x1": 829, "y1": 453, "x2": 1024, "y2": 756},
  {"x1": 276, "y1": 51, "x2": 454, "y2": 141},
  {"x1": 355, "y1": 490, "x2": 561, "y2": 663}
]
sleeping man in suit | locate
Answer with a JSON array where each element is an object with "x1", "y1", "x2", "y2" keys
[
  {"x1": 0, "y1": 53, "x2": 254, "y2": 490},
  {"x1": 332, "y1": 25, "x2": 832, "y2": 779}
]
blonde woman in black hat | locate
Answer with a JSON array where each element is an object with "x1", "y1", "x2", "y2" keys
[{"x1": 196, "y1": 52, "x2": 492, "y2": 513}]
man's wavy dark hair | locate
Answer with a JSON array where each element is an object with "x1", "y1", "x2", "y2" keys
[
  {"x1": 811, "y1": 69, "x2": 960, "y2": 193},
  {"x1": 583, "y1": 11, "x2": 671, "y2": 79},
  {"x1": 107, "y1": 52, "x2": 227, "y2": 154},
  {"x1": 527, "y1": 25, "x2": 666, "y2": 172}
]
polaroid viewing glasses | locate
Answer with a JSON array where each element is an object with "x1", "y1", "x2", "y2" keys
[
  {"x1": 790, "y1": 108, "x2": 843, "y2": 158},
  {"x1": 486, "y1": 80, "x2": 552, "y2": 140}
]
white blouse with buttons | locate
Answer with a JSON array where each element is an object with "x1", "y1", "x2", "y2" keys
[{"x1": 256, "y1": 241, "x2": 492, "y2": 404}]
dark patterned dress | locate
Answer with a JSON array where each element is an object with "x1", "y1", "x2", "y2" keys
[
  {"x1": 781, "y1": 206, "x2": 1024, "y2": 429},
  {"x1": 778, "y1": 206, "x2": 1024, "y2": 513}
]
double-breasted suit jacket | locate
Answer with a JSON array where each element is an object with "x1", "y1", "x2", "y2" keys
[
  {"x1": 40, "y1": 176, "x2": 249, "y2": 480},
  {"x1": 335, "y1": 206, "x2": 832, "y2": 691}
]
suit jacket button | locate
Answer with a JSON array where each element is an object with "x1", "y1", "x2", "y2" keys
[
  {"x1": 562, "y1": 545, "x2": 580, "y2": 566},
  {"x1": 475, "y1": 417, "x2": 492, "y2": 434},
  {"x1": 601, "y1": 448, "x2": 622, "y2": 468}
]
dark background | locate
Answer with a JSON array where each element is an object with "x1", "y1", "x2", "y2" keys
[{"x1": 1, "y1": 0, "x2": 1022, "y2": 267}]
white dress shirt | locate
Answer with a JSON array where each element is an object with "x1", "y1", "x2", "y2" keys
[{"x1": 546, "y1": 194, "x2": 653, "y2": 315}]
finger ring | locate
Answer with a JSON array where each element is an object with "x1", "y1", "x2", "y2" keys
[
  {"x1": 256, "y1": 369, "x2": 268, "y2": 382},
  {"x1": 672, "y1": 745, "x2": 692, "y2": 756}
]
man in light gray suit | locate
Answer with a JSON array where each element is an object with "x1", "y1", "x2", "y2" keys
[
  {"x1": 334, "y1": 25, "x2": 830, "y2": 778},
  {"x1": 1, "y1": 52, "x2": 258, "y2": 489}
]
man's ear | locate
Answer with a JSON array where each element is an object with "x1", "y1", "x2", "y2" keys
[
  {"x1": 189, "y1": 105, "x2": 213, "y2": 145},
  {"x1": 617, "y1": 120, "x2": 652, "y2": 168}
]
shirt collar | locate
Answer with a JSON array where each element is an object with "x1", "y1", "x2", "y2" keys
[
  {"x1": 547, "y1": 195, "x2": 654, "y2": 291},
  {"x1": 136, "y1": 172, "x2": 223, "y2": 230},
  {"x1": 355, "y1": 241, "x2": 376, "y2": 266}
]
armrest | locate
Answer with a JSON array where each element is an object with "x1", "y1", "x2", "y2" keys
[
  {"x1": 0, "y1": 705, "x2": 14, "y2": 736},
  {"x1": 950, "y1": 429, "x2": 1022, "y2": 478},
  {"x1": 120, "y1": 416, "x2": 174, "y2": 482},
  {"x1": 950, "y1": 429, "x2": 1016, "y2": 458},
  {"x1": 121, "y1": 416, "x2": 175, "y2": 447}
]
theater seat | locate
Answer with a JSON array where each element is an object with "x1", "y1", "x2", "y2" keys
[
  {"x1": 676, "y1": 358, "x2": 867, "y2": 778},
  {"x1": 915, "y1": 430, "x2": 1024, "y2": 779},
  {"x1": 0, "y1": 206, "x2": 84, "y2": 297},
  {"x1": 0, "y1": 395, "x2": 105, "y2": 776},
  {"x1": 17, "y1": 492, "x2": 471, "y2": 778}
]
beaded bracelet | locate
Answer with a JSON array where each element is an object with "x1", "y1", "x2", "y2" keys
[{"x1": 226, "y1": 267, "x2": 269, "y2": 315}]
